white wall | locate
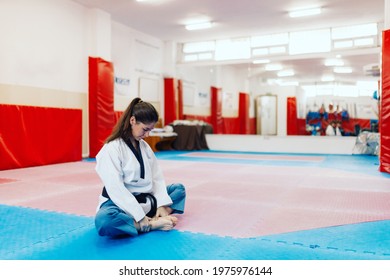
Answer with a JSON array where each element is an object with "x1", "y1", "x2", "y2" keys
[
  {"x1": 0, "y1": 0, "x2": 167, "y2": 156},
  {"x1": 0, "y1": 0, "x2": 90, "y2": 155},
  {"x1": 111, "y1": 21, "x2": 165, "y2": 114},
  {"x1": 0, "y1": 0, "x2": 88, "y2": 92},
  {"x1": 0, "y1": 0, "x2": 378, "y2": 158}
]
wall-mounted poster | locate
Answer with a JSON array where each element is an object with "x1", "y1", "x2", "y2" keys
[
  {"x1": 114, "y1": 76, "x2": 130, "y2": 96},
  {"x1": 139, "y1": 77, "x2": 159, "y2": 102},
  {"x1": 198, "y1": 92, "x2": 210, "y2": 106}
]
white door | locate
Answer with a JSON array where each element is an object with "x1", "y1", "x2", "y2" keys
[{"x1": 256, "y1": 95, "x2": 277, "y2": 135}]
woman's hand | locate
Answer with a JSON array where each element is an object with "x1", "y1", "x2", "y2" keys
[{"x1": 138, "y1": 216, "x2": 151, "y2": 232}]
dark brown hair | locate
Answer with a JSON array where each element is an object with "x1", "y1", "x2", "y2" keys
[{"x1": 106, "y1": 97, "x2": 159, "y2": 143}]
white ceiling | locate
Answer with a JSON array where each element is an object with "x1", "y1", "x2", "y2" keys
[{"x1": 72, "y1": 0, "x2": 385, "y2": 85}]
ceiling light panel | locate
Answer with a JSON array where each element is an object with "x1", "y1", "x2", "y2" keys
[
  {"x1": 277, "y1": 69, "x2": 295, "y2": 77},
  {"x1": 289, "y1": 7, "x2": 321, "y2": 18},
  {"x1": 185, "y1": 21, "x2": 212, "y2": 31},
  {"x1": 265, "y1": 64, "x2": 283, "y2": 71},
  {"x1": 324, "y1": 58, "x2": 344, "y2": 66},
  {"x1": 334, "y1": 67, "x2": 353, "y2": 73},
  {"x1": 253, "y1": 59, "x2": 270, "y2": 64}
]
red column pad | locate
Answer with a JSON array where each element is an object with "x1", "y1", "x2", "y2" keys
[
  {"x1": 380, "y1": 30, "x2": 390, "y2": 173},
  {"x1": 239, "y1": 92, "x2": 250, "y2": 134},
  {"x1": 177, "y1": 79, "x2": 184, "y2": 120},
  {"x1": 88, "y1": 57, "x2": 114, "y2": 158},
  {"x1": 287, "y1": 97, "x2": 298, "y2": 135},
  {"x1": 210, "y1": 86, "x2": 223, "y2": 134},
  {"x1": 0, "y1": 104, "x2": 82, "y2": 170},
  {"x1": 164, "y1": 78, "x2": 178, "y2": 125}
]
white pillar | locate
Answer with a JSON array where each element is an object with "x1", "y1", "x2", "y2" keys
[
  {"x1": 87, "y1": 8, "x2": 112, "y2": 61},
  {"x1": 163, "y1": 41, "x2": 177, "y2": 77},
  {"x1": 385, "y1": 0, "x2": 390, "y2": 29}
]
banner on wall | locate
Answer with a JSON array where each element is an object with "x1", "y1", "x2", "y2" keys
[
  {"x1": 114, "y1": 76, "x2": 130, "y2": 96},
  {"x1": 198, "y1": 92, "x2": 210, "y2": 106}
]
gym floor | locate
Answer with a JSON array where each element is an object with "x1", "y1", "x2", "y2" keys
[{"x1": 1, "y1": 150, "x2": 389, "y2": 260}]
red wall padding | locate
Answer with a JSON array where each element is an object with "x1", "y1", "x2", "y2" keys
[
  {"x1": 164, "y1": 78, "x2": 178, "y2": 125},
  {"x1": 239, "y1": 92, "x2": 250, "y2": 134},
  {"x1": 0, "y1": 104, "x2": 82, "y2": 170},
  {"x1": 222, "y1": 118, "x2": 240, "y2": 134},
  {"x1": 177, "y1": 79, "x2": 184, "y2": 120},
  {"x1": 88, "y1": 57, "x2": 114, "y2": 158},
  {"x1": 380, "y1": 30, "x2": 390, "y2": 173},
  {"x1": 210, "y1": 86, "x2": 223, "y2": 134},
  {"x1": 287, "y1": 97, "x2": 298, "y2": 135}
]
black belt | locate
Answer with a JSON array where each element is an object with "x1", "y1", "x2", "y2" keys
[{"x1": 102, "y1": 187, "x2": 157, "y2": 218}]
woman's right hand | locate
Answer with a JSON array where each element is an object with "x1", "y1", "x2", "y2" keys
[{"x1": 138, "y1": 216, "x2": 151, "y2": 233}]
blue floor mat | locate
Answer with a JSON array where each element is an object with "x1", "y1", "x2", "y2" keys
[{"x1": 1, "y1": 204, "x2": 390, "y2": 260}]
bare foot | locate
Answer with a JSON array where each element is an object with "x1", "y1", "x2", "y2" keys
[
  {"x1": 166, "y1": 215, "x2": 178, "y2": 226},
  {"x1": 150, "y1": 216, "x2": 177, "y2": 231}
]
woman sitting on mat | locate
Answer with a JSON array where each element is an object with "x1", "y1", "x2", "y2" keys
[{"x1": 94, "y1": 97, "x2": 186, "y2": 238}]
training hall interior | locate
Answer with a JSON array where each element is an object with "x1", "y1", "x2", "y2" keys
[{"x1": 1, "y1": 0, "x2": 390, "y2": 261}]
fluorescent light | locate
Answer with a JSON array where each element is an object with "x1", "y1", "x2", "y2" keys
[
  {"x1": 280, "y1": 81, "x2": 299, "y2": 86},
  {"x1": 334, "y1": 67, "x2": 353, "y2": 73},
  {"x1": 253, "y1": 59, "x2": 270, "y2": 64},
  {"x1": 265, "y1": 64, "x2": 283, "y2": 71},
  {"x1": 185, "y1": 22, "x2": 212, "y2": 31},
  {"x1": 289, "y1": 7, "x2": 321, "y2": 18},
  {"x1": 324, "y1": 58, "x2": 344, "y2": 66},
  {"x1": 277, "y1": 69, "x2": 295, "y2": 77},
  {"x1": 321, "y1": 75, "x2": 335, "y2": 82}
]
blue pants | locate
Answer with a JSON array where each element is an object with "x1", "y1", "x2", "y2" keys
[{"x1": 95, "y1": 183, "x2": 186, "y2": 238}]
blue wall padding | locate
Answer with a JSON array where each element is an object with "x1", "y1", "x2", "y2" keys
[{"x1": 1, "y1": 204, "x2": 390, "y2": 260}]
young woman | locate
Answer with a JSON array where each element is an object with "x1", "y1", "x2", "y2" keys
[{"x1": 94, "y1": 97, "x2": 186, "y2": 238}]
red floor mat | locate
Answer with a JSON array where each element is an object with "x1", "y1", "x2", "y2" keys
[{"x1": 0, "y1": 157, "x2": 389, "y2": 238}]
